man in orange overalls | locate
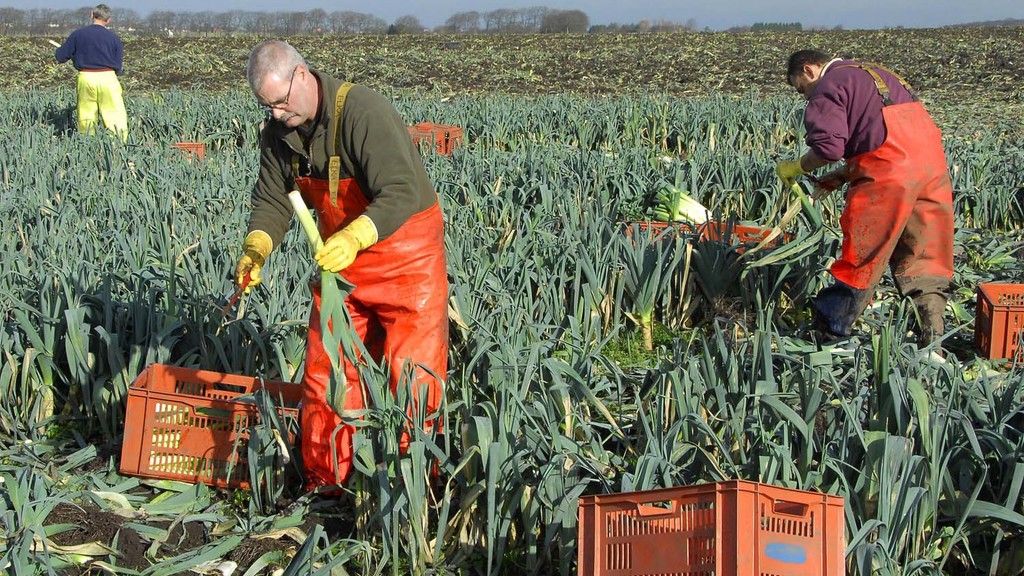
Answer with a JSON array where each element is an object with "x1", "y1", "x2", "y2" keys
[
  {"x1": 776, "y1": 49, "x2": 954, "y2": 346},
  {"x1": 233, "y1": 40, "x2": 448, "y2": 490}
]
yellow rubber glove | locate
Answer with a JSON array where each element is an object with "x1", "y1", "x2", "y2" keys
[
  {"x1": 235, "y1": 230, "x2": 273, "y2": 292},
  {"x1": 315, "y1": 215, "x2": 378, "y2": 272},
  {"x1": 776, "y1": 159, "x2": 806, "y2": 187}
]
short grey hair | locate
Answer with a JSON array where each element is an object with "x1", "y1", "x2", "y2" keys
[
  {"x1": 92, "y1": 4, "x2": 111, "y2": 21},
  {"x1": 247, "y1": 40, "x2": 308, "y2": 92}
]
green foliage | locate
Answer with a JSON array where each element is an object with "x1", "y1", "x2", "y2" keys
[{"x1": 1, "y1": 86, "x2": 1023, "y2": 574}]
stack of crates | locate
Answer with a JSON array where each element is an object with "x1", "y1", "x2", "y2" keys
[
  {"x1": 577, "y1": 480, "x2": 845, "y2": 576},
  {"x1": 119, "y1": 364, "x2": 301, "y2": 489},
  {"x1": 407, "y1": 122, "x2": 463, "y2": 156},
  {"x1": 975, "y1": 282, "x2": 1024, "y2": 360}
]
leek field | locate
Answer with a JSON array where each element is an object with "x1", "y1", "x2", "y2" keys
[{"x1": 2, "y1": 28, "x2": 1024, "y2": 575}]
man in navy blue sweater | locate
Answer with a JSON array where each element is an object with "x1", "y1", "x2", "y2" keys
[{"x1": 55, "y1": 4, "x2": 127, "y2": 139}]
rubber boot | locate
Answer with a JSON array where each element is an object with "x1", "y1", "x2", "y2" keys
[
  {"x1": 913, "y1": 293, "x2": 947, "y2": 346},
  {"x1": 811, "y1": 282, "x2": 873, "y2": 340}
]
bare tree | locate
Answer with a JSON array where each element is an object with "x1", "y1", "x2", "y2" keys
[
  {"x1": 330, "y1": 11, "x2": 386, "y2": 34},
  {"x1": 186, "y1": 11, "x2": 220, "y2": 32},
  {"x1": 307, "y1": 9, "x2": 328, "y2": 33},
  {"x1": 330, "y1": 11, "x2": 362, "y2": 33},
  {"x1": 357, "y1": 12, "x2": 388, "y2": 33},
  {"x1": 520, "y1": 6, "x2": 550, "y2": 31},
  {"x1": 540, "y1": 9, "x2": 589, "y2": 33},
  {"x1": 282, "y1": 11, "x2": 308, "y2": 34},
  {"x1": 389, "y1": 14, "x2": 423, "y2": 34},
  {"x1": 0, "y1": 6, "x2": 687, "y2": 36},
  {"x1": 116, "y1": 8, "x2": 142, "y2": 30},
  {"x1": 444, "y1": 11, "x2": 481, "y2": 33},
  {"x1": 213, "y1": 10, "x2": 242, "y2": 32},
  {"x1": 484, "y1": 8, "x2": 517, "y2": 32},
  {"x1": 146, "y1": 11, "x2": 175, "y2": 33},
  {"x1": 250, "y1": 12, "x2": 276, "y2": 34},
  {"x1": 0, "y1": 7, "x2": 24, "y2": 33}
]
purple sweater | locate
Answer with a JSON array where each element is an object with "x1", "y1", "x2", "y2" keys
[
  {"x1": 804, "y1": 59, "x2": 914, "y2": 161},
  {"x1": 55, "y1": 24, "x2": 123, "y2": 74}
]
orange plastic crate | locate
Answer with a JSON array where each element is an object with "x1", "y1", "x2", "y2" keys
[
  {"x1": 621, "y1": 221, "x2": 687, "y2": 239},
  {"x1": 407, "y1": 122, "x2": 463, "y2": 156},
  {"x1": 577, "y1": 480, "x2": 845, "y2": 576},
  {"x1": 119, "y1": 364, "x2": 301, "y2": 489},
  {"x1": 699, "y1": 221, "x2": 790, "y2": 248},
  {"x1": 172, "y1": 141, "x2": 206, "y2": 161},
  {"x1": 975, "y1": 283, "x2": 1024, "y2": 360},
  {"x1": 621, "y1": 221, "x2": 790, "y2": 252}
]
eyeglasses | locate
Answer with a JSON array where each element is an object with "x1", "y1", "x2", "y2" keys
[{"x1": 259, "y1": 66, "x2": 298, "y2": 115}]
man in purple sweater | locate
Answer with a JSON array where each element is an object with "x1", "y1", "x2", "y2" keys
[
  {"x1": 776, "y1": 49, "x2": 954, "y2": 346},
  {"x1": 55, "y1": 4, "x2": 127, "y2": 139}
]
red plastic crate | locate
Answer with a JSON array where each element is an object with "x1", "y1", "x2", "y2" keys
[
  {"x1": 699, "y1": 221, "x2": 790, "y2": 249},
  {"x1": 577, "y1": 480, "x2": 845, "y2": 576},
  {"x1": 975, "y1": 283, "x2": 1024, "y2": 360},
  {"x1": 621, "y1": 221, "x2": 790, "y2": 252},
  {"x1": 621, "y1": 220, "x2": 688, "y2": 239},
  {"x1": 407, "y1": 122, "x2": 463, "y2": 156},
  {"x1": 172, "y1": 141, "x2": 206, "y2": 161},
  {"x1": 119, "y1": 364, "x2": 301, "y2": 489}
]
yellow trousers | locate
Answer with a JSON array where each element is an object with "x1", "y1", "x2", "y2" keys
[{"x1": 76, "y1": 70, "x2": 127, "y2": 140}]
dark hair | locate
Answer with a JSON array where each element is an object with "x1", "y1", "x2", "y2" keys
[{"x1": 786, "y1": 49, "x2": 830, "y2": 81}]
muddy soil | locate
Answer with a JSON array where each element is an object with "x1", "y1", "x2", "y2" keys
[{"x1": 46, "y1": 502, "x2": 148, "y2": 571}]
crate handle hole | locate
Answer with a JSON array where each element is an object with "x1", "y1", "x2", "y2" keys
[
  {"x1": 213, "y1": 383, "x2": 248, "y2": 394},
  {"x1": 772, "y1": 499, "x2": 809, "y2": 517},
  {"x1": 634, "y1": 500, "x2": 674, "y2": 517}
]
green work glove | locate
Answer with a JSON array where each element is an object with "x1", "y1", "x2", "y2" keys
[
  {"x1": 315, "y1": 215, "x2": 378, "y2": 273},
  {"x1": 775, "y1": 159, "x2": 806, "y2": 187},
  {"x1": 235, "y1": 230, "x2": 273, "y2": 292}
]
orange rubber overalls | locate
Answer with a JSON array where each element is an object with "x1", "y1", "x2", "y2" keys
[
  {"x1": 295, "y1": 83, "x2": 448, "y2": 489},
  {"x1": 813, "y1": 64, "x2": 954, "y2": 343}
]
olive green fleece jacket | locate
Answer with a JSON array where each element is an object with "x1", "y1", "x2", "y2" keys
[{"x1": 246, "y1": 70, "x2": 437, "y2": 248}]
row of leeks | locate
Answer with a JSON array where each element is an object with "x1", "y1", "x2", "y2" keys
[{"x1": 2, "y1": 88, "x2": 1024, "y2": 574}]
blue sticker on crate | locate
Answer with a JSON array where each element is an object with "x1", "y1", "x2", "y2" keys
[{"x1": 764, "y1": 543, "x2": 807, "y2": 564}]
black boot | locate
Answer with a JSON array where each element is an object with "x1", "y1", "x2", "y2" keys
[{"x1": 811, "y1": 282, "x2": 873, "y2": 340}]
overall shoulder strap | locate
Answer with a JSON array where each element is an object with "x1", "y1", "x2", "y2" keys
[
  {"x1": 861, "y1": 62, "x2": 916, "y2": 96},
  {"x1": 833, "y1": 62, "x2": 916, "y2": 105},
  {"x1": 327, "y1": 82, "x2": 355, "y2": 205}
]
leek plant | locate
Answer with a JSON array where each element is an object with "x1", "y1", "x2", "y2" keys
[
  {"x1": 4, "y1": 87, "x2": 1024, "y2": 574},
  {"x1": 619, "y1": 224, "x2": 686, "y2": 350}
]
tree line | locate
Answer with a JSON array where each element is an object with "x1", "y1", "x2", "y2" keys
[{"x1": 0, "y1": 6, "x2": 698, "y2": 35}]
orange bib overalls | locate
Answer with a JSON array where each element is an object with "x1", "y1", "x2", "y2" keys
[
  {"x1": 295, "y1": 83, "x2": 448, "y2": 489},
  {"x1": 814, "y1": 65, "x2": 954, "y2": 341}
]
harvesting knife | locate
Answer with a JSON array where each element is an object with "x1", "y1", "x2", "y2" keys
[{"x1": 220, "y1": 273, "x2": 251, "y2": 317}]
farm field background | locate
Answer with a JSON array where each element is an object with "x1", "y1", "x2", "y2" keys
[{"x1": 2, "y1": 28, "x2": 1024, "y2": 575}]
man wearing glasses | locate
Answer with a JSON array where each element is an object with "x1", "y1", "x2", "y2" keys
[
  {"x1": 234, "y1": 40, "x2": 448, "y2": 490},
  {"x1": 775, "y1": 49, "x2": 954, "y2": 347}
]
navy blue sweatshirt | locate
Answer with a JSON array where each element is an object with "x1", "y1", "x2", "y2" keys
[{"x1": 55, "y1": 24, "x2": 123, "y2": 74}]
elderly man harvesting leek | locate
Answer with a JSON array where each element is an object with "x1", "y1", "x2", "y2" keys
[
  {"x1": 234, "y1": 40, "x2": 448, "y2": 490},
  {"x1": 776, "y1": 49, "x2": 954, "y2": 346}
]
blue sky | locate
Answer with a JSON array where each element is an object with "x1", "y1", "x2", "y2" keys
[{"x1": 20, "y1": 0, "x2": 1024, "y2": 30}]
